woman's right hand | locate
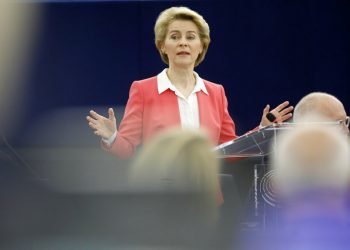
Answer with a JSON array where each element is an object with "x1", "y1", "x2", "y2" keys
[{"x1": 86, "y1": 108, "x2": 117, "y2": 139}]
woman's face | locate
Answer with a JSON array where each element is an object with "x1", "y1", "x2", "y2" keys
[{"x1": 161, "y1": 20, "x2": 203, "y2": 69}]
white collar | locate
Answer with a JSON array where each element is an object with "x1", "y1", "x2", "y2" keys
[{"x1": 157, "y1": 69, "x2": 208, "y2": 95}]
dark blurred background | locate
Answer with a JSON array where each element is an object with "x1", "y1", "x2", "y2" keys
[
  {"x1": 11, "y1": 0, "x2": 349, "y2": 145},
  {"x1": 1, "y1": 1, "x2": 349, "y2": 248}
]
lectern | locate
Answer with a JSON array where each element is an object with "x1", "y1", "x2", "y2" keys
[{"x1": 214, "y1": 123, "x2": 294, "y2": 230}]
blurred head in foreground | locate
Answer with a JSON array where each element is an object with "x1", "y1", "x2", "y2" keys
[
  {"x1": 127, "y1": 128, "x2": 220, "y2": 249},
  {"x1": 241, "y1": 125, "x2": 350, "y2": 250},
  {"x1": 253, "y1": 115, "x2": 350, "y2": 250},
  {"x1": 271, "y1": 121, "x2": 350, "y2": 232},
  {"x1": 130, "y1": 128, "x2": 219, "y2": 220},
  {"x1": 294, "y1": 92, "x2": 349, "y2": 135},
  {"x1": 0, "y1": 1, "x2": 40, "y2": 135},
  {"x1": 273, "y1": 122, "x2": 350, "y2": 198}
]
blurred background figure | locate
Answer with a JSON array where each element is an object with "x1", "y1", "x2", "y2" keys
[
  {"x1": 273, "y1": 122, "x2": 350, "y2": 204},
  {"x1": 294, "y1": 92, "x2": 349, "y2": 135},
  {"x1": 261, "y1": 122, "x2": 350, "y2": 250},
  {"x1": 0, "y1": 1, "x2": 41, "y2": 180},
  {"x1": 130, "y1": 128, "x2": 219, "y2": 211},
  {"x1": 238, "y1": 122, "x2": 350, "y2": 250},
  {"x1": 127, "y1": 128, "x2": 226, "y2": 250},
  {"x1": 0, "y1": 1, "x2": 40, "y2": 136}
]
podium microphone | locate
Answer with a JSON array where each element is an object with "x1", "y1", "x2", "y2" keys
[{"x1": 266, "y1": 112, "x2": 277, "y2": 123}]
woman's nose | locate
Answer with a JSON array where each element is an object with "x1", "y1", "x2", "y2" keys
[{"x1": 179, "y1": 37, "x2": 188, "y2": 46}]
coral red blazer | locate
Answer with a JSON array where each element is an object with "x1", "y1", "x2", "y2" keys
[{"x1": 104, "y1": 76, "x2": 238, "y2": 158}]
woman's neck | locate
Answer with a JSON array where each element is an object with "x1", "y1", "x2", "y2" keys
[{"x1": 166, "y1": 67, "x2": 196, "y2": 91}]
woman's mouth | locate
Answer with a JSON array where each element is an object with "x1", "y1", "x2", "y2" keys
[{"x1": 177, "y1": 51, "x2": 190, "y2": 55}]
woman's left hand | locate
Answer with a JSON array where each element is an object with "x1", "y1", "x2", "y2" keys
[{"x1": 260, "y1": 101, "x2": 294, "y2": 127}]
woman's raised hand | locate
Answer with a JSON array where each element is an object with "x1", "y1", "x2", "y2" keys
[
  {"x1": 86, "y1": 108, "x2": 117, "y2": 139},
  {"x1": 260, "y1": 101, "x2": 294, "y2": 127}
]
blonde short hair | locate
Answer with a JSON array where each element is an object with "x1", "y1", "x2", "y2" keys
[
  {"x1": 130, "y1": 128, "x2": 219, "y2": 222},
  {"x1": 154, "y1": 6, "x2": 210, "y2": 67}
]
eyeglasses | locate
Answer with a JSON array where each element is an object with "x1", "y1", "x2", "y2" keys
[{"x1": 338, "y1": 116, "x2": 350, "y2": 128}]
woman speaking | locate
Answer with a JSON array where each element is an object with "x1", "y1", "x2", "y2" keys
[{"x1": 86, "y1": 6, "x2": 293, "y2": 158}]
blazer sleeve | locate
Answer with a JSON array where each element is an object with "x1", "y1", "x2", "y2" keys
[
  {"x1": 103, "y1": 82, "x2": 144, "y2": 158},
  {"x1": 218, "y1": 85, "x2": 238, "y2": 144}
]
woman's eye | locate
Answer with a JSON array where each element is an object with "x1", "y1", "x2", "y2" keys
[
  {"x1": 170, "y1": 35, "x2": 178, "y2": 40},
  {"x1": 187, "y1": 36, "x2": 195, "y2": 40}
]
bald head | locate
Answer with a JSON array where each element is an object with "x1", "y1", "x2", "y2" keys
[{"x1": 294, "y1": 92, "x2": 349, "y2": 134}]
